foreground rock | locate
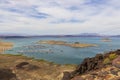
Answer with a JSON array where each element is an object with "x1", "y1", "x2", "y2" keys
[
  {"x1": 16, "y1": 62, "x2": 39, "y2": 71},
  {"x1": 37, "y1": 40, "x2": 97, "y2": 48},
  {"x1": 73, "y1": 54, "x2": 104, "y2": 74},
  {"x1": 112, "y1": 56, "x2": 120, "y2": 68},
  {"x1": 0, "y1": 68, "x2": 16, "y2": 80},
  {"x1": 72, "y1": 65, "x2": 120, "y2": 80},
  {"x1": 62, "y1": 49, "x2": 120, "y2": 80},
  {"x1": 16, "y1": 62, "x2": 29, "y2": 69}
]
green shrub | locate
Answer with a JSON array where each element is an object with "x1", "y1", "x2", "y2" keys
[
  {"x1": 103, "y1": 58, "x2": 111, "y2": 64},
  {"x1": 109, "y1": 53, "x2": 118, "y2": 60},
  {"x1": 103, "y1": 53, "x2": 118, "y2": 65}
]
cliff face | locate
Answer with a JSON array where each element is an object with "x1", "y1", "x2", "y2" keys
[{"x1": 62, "y1": 49, "x2": 120, "y2": 80}]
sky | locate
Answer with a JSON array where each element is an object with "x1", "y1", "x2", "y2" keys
[{"x1": 0, "y1": 0, "x2": 120, "y2": 35}]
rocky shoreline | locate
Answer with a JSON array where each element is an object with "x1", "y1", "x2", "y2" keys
[
  {"x1": 0, "y1": 49, "x2": 120, "y2": 80},
  {"x1": 62, "y1": 49, "x2": 120, "y2": 80},
  {"x1": 0, "y1": 41, "x2": 120, "y2": 80},
  {"x1": 37, "y1": 40, "x2": 97, "y2": 48},
  {"x1": 0, "y1": 54, "x2": 76, "y2": 80}
]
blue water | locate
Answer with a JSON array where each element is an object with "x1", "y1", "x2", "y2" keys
[{"x1": 3, "y1": 37, "x2": 120, "y2": 64}]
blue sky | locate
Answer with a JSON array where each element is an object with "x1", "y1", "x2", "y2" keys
[{"x1": 0, "y1": 0, "x2": 120, "y2": 35}]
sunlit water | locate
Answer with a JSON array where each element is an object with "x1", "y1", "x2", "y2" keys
[{"x1": 3, "y1": 37, "x2": 120, "y2": 64}]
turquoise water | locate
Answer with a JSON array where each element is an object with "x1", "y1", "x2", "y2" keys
[{"x1": 3, "y1": 37, "x2": 120, "y2": 64}]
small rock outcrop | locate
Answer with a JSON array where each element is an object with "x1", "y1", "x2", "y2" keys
[
  {"x1": 112, "y1": 56, "x2": 120, "y2": 68},
  {"x1": 71, "y1": 54, "x2": 104, "y2": 77},
  {"x1": 16, "y1": 62, "x2": 29, "y2": 69},
  {"x1": 62, "y1": 72, "x2": 71, "y2": 80},
  {"x1": 0, "y1": 68, "x2": 16, "y2": 80},
  {"x1": 16, "y1": 62, "x2": 39, "y2": 70}
]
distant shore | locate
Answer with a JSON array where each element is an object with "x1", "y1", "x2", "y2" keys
[{"x1": 37, "y1": 40, "x2": 97, "y2": 48}]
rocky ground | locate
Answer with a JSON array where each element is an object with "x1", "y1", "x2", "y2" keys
[
  {"x1": 62, "y1": 49, "x2": 120, "y2": 80},
  {"x1": 1, "y1": 50, "x2": 119, "y2": 80},
  {"x1": 0, "y1": 54, "x2": 76, "y2": 80},
  {"x1": 71, "y1": 65, "x2": 120, "y2": 80}
]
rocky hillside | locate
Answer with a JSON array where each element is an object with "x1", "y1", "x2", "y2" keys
[
  {"x1": 62, "y1": 49, "x2": 120, "y2": 80},
  {"x1": 0, "y1": 49, "x2": 120, "y2": 80}
]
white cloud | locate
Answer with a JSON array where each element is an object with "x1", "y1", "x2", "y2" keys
[{"x1": 0, "y1": 0, "x2": 120, "y2": 35}]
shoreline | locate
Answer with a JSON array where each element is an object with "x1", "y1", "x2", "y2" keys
[
  {"x1": 0, "y1": 49, "x2": 120, "y2": 80},
  {"x1": 0, "y1": 40, "x2": 120, "y2": 80},
  {"x1": 0, "y1": 53, "x2": 76, "y2": 80},
  {"x1": 62, "y1": 49, "x2": 120, "y2": 80},
  {"x1": 2, "y1": 53, "x2": 77, "y2": 65}
]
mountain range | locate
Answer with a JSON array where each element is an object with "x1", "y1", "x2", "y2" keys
[{"x1": 0, "y1": 33, "x2": 120, "y2": 38}]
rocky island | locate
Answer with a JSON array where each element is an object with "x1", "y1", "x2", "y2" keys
[
  {"x1": 0, "y1": 41, "x2": 13, "y2": 53},
  {"x1": 101, "y1": 38, "x2": 112, "y2": 42},
  {"x1": 37, "y1": 40, "x2": 97, "y2": 48}
]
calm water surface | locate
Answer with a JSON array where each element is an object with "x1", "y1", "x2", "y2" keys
[{"x1": 3, "y1": 37, "x2": 120, "y2": 64}]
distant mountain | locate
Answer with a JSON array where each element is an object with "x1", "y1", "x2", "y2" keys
[
  {"x1": 111, "y1": 35, "x2": 120, "y2": 37},
  {"x1": 78, "y1": 33, "x2": 102, "y2": 37},
  {"x1": 0, "y1": 33, "x2": 29, "y2": 38},
  {"x1": 0, "y1": 36, "x2": 29, "y2": 38},
  {"x1": 0, "y1": 33, "x2": 120, "y2": 38}
]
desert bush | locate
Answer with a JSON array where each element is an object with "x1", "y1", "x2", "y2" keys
[
  {"x1": 103, "y1": 58, "x2": 111, "y2": 64},
  {"x1": 103, "y1": 53, "x2": 118, "y2": 65},
  {"x1": 109, "y1": 53, "x2": 118, "y2": 60}
]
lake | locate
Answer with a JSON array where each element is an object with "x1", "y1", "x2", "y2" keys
[{"x1": 3, "y1": 37, "x2": 120, "y2": 64}]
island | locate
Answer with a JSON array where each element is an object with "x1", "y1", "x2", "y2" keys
[
  {"x1": 37, "y1": 40, "x2": 97, "y2": 48},
  {"x1": 0, "y1": 41, "x2": 13, "y2": 53},
  {"x1": 101, "y1": 38, "x2": 112, "y2": 42}
]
